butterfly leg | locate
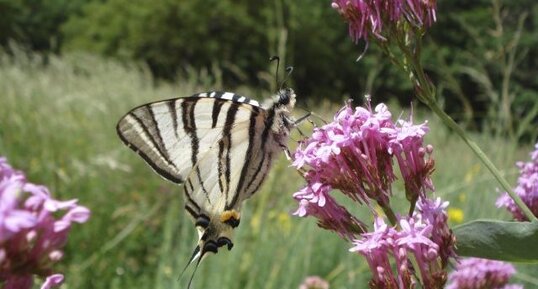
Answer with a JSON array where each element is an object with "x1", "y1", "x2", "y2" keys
[
  {"x1": 293, "y1": 112, "x2": 311, "y2": 126},
  {"x1": 278, "y1": 142, "x2": 293, "y2": 161}
]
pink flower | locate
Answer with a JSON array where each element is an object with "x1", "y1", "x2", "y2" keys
[
  {"x1": 298, "y1": 276, "x2": 330, "y2": 289},
  {"x1": 331, "y1": 0, "x2": 437, "y2": 42},
  {"x1": 446, "y1": 258, "x2": 522, "y2": 289},
  {"x1": 293, "y1": 180, "x2": 365, "y2": 239},
  {"x1": 350, "y1": 218, "x2": 402, "y2": 288},
  {"x1": 415, "y1": 197, "x2": 455, "y2": 267},
  {"x1": 293, "y1": 100, "x2": 397, "y2": 207},
  {"x1": 349, "y1": 199, "x2": 454, "y2": 289},
  {"x1": 496, "y1": 143, "x2": 538, "y2": 221},
  {"x1": 292, "y1": 98, "x2": 453, "y2": 289},
  {"x1": 0, "y1": 157, "x2": 90, "y2": 289},
  {"x1": 293, "y1": 98, "x2": 434, "y2": 215}
]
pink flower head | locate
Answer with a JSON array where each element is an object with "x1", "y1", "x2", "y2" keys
[
  {"x1": 293, "y1": 100, "x2": 397, "y2": 207},
  {"x1": 390, "y1": 119, "x2": 435, "y2": 204},
  {"x1": 298, "y1": 276, "x2": 330, "y2": 289},
  {"x1": 0, "y1": 157, "x2": 90, "y2": 289},
  {"x1": 349, "y1": 198, "x2": 454, "y2": 289},
  {"x1": 293, "y1": 98, "x2": 434, "y2": 214},
  {"x1": 331, "y1": 0, "x2": 437, "y2": 42},
  {"x1": 350, "y1": 218, "x2": 402, "y2": 289},
  {"x1": 292, "y1": 98, "x2": 452, "y2": 289},
  {"x1": 414, "y1": 197, "x2": 455, "y2": 266},
  {"x1": 293, "y1": 180, "x2": 365, "y2": 239},
  {"x1": 446, "y1": 258, "x2": 522, "y2": 289},
  {"x1": 496, "y1": 142, "x2": 538, "y2": 221}
]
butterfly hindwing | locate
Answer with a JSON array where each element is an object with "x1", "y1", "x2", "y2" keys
[{"x1": 182, "y1": 104, "x2": 276, "y2": 216}]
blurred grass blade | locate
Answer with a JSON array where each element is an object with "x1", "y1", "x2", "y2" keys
[{"x1": 454, "y1": 219, "x2": 538, "y2": 262}]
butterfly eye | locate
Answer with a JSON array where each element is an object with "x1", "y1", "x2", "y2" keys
[
  {"x1": 279, "y1": 93, "x2": 290, "y2": 105},
  {"x1": 217, "y1": 237, "x2": 234, "y2": 250}
]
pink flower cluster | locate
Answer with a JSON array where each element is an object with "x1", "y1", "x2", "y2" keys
[
  {"x1": 0, "y1": 157, "x2": 90, "y2": 289},
  {"x1": 293, "y1": 99, "x2": 433, "y2": 231},
  {"x1": 292, "y1": 98, "x2": 453, "y2": 288},
  {"x1": 446, "y1": 258, "x2": 523, "y2": 289},
  {"x1": 331, "y1": 0, "x2": 437, "y2": 42},
  {"x1": 496, "y1": 143, "x2": 538, "y2": 221},
  {"x1": 350, "y1": 198, "x2": 453, "y2": 289}
]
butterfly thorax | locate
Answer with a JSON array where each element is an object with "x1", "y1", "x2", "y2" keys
[{"x1": 269, "y1": 88, "x2": 296, "y2": 141}]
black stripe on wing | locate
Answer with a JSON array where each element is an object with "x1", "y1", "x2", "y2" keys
[
  {"x1": 116, "y1": 110, "x2": 183, "y2": 184},
  {"x1": 218, "y1": 103, "x2": 240, "y2": 204},
  {"x1": 211, "y1": 98, "x2": 226, "y2": 128},
  {"x1": 181, "y1": 99, "x2": 212, "y2": 205},
  {"x1": 167, "y1": 100, "x2": 179, "y2": 138},
  {"x1": 226, "y1": 105, "x2": 262, "y2": 209}
]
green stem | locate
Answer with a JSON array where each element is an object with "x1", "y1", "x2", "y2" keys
[
  {"x1": 404, "y1": 39, "x2": 537, "y2": 222},
  {"x1": 426, "y1": 99, "x2": 537, "y2": 222},
  {"x1": 379, "y1": 201, "x2": 399, "y2": 226}
]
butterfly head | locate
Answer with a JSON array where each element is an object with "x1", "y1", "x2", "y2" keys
[{"x1": 275, "y1": 88, "x2": 296, "y2": 110}]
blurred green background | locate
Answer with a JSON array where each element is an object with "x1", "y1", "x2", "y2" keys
[{"x1": 1, "y1": 0, "x2": 537, "y2": 288}]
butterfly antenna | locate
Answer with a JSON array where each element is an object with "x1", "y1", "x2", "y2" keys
[
  {"x1": 279, "y1": 66, "x2": 294, "y2": 90},
  {"x1": 269, "y1": 56, "x2": 280, "y2": 91},
  {"x1": 178, "y1": 245, "x2": 201, "y2": 281},
  {"x1": 187, "y1": 255, "x2": 203, "y2": 289}
]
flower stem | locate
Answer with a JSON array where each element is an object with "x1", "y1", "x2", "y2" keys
[
  {"x1": 379, "y1": 201, "x2": 398, "y2": 226},
  {"x1": 404, "y1": 40, "x2": 538, "y2": 222},
  {"x1": 425, "y1": 100, "x2": 537, "y2": 222}
]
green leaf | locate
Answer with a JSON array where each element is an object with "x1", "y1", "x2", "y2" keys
[{"x1": 453, "y1": 219, "x2": 538, "y2": 263}]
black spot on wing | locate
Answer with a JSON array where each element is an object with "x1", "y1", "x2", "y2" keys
[{"x1": 232, "y1": 94, "x2": 241, "y2": 102}]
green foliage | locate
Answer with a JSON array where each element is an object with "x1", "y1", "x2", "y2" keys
[
  {"x1": 428, "y1": 0, "x2": 538, "y2": 140},
  {"x1": 0, "y1": 0, "x2": 87, "y2": 51},
  {"x1": 1, "y1": 50, "x2": 537, "y2": 288},
  {"x1": 454, "y1": 220, "x2": 538, "y2": 262},
  {"x1": 62, "y1": 0, "x2": 275, "y2": 85},
  {"x1": 1, "y1": 1, "x2": 537, "y2": 140},
  {"x1": 0, "y1": 49, "x2": 369, "y2": 289}
]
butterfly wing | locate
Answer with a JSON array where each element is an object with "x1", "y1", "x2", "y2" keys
[
  {"x1": 183, "y1": 104, "x2": 278, "y2": 216},
  {"x1": 116, "y1": 92, "x2": 273, "y2": 217}
]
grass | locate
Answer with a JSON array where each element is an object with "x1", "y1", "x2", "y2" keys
[{"x1": 1, "y1": 50, "x2": 536, "y2": 288}]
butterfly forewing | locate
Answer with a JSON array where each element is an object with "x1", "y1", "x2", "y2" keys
[{"x1": 117, "y1": 93, "x2": 260, "y2": 186}]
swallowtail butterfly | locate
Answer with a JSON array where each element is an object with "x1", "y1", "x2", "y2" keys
[{"x1": 116, "y1": 85, "x2": 296, "y2": 283}]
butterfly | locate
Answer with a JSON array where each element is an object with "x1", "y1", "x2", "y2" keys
[{"x1": 116, "y1": 86, "x2": 297, "y2": 284}]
